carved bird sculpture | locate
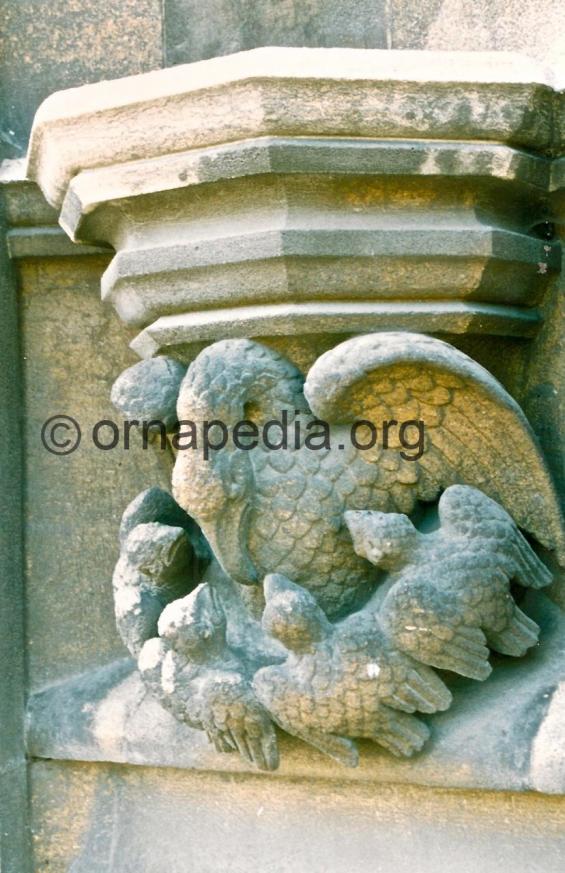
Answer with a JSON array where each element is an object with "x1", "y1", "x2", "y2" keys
[
  {"x1": 112, "y1": 332, "x2": 565, "y2": 620},
  {"x1": 112, "y1": 487, "x2": 210, "y2": 658},
  {"x1": 113, "y1": 521, "x2": 193, "y2": 657},
  {"x1": 252, "y1": 573, "x2": 452, "y2": 765},
  {"x1": 139, "y1": 582, "x2": 279, "y2": 771},
  {"x1": 345, "y1": 485, "x2": 553, "y2": 680}
]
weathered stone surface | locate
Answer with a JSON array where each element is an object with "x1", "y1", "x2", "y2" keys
[
  {"x1": 111, "y1": 357, "x2": 186, "y2": 431},
  {"x1": 168, "y1": 333, "x2": 565, "y2": 571},
  {"x1": 390, "y1": 0, "x2": 565, "y2": 79},
  {"x1": 345, "y1": 487, "x2": 552, "y2": 679},
  {"x1": 67, "y1": 138, "x2": 557, "y2": 334},
  {"x1": 29, "y1": 758, "x2": 565, "y2": 873},
  {"x1": 98, "y1": 209, "x2": 557, "y2": 328},
  {"x1": 101, "y1": 333, "x2": 564, "y2": 771},
  {"x1": 27, "y1": 47, "x2": 559, "y2": 209},
  {"x1": 163, "y1": 0, "x2": 565, "y2": 80},
  {"x1": 7, "y1": 227, "x2": 109, "y2": 259},
  {"x1": 0, "y1": 202, "x2": 31, "y2": 872},
  {"x1": 0, "y1": 158, "x2": 58, "y2": 225},
  {"x1": 0, "y1": 158, "x2": 109, "y2": 259},
  {"x1": 531, "y1": 680, "x2": 565, "y2": 793},
  {"x1": 254, "y1": 572, "x2": 451, "y2": 765},
  {"x1": 24, "y1": 50, "x2": 562, "y2": 360},
  {"x1": 113, "y1": 523, "x2": 194, "y2": 657},
  {"x1": 131, "y1": 303, "x2": 542, "y2": 360},
  {"x1": 19, "y1": 258, "x2": 172, "y2": 692},
  {"x1": 0, "y1": 0, "x2": 163, "y2": 159},
  {"x1": 61, "y1": 138, "x2": 552, "y2": 240},
  {"x1": 6, "y1": 10, "x2": 565, "y2": 873},
  {"x1": 25, "y1": 592, "x2": 565, "y2": 794}
]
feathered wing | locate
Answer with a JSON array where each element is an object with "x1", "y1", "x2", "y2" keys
[
  {"x1": 336, "y1": 614, "x2": 452, "y2": 714},
  {"x1": 438, "y1": 485, "x2": 553, "y2": 589},
  {"x1": 138, "y1": 639, "x2": 279, "y2": 770},
  {"x1": 305, "y1": 332, "x2": 565, "y2": 565},
  {"x1": 369, "y1": 645, "x2": 453, "y2": 715},
  {"x1": 199, "y1": 671, "x2": 279, "y2": 771},
  {"x1": 379, "y1": 571, "x2": 493, "y2": 680}
]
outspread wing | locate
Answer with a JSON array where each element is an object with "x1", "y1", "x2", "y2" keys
[
  {"x1": 379, "y1": 571, "x2": 493, "y2": 680},
  {"x1": 439, "y1": 485, "x2": 553, "y2": 589},
  {"x1": 305, "y1": 332, "x2": 565, "y2": 564}
]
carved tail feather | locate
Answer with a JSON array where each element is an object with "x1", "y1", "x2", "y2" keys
[
  {"x1": 380, "y1": 663, "x2": 453, "y2": 714},
  {"x1": 371, "y1": 710, "x2": 431, "y2": 758},
  {"x1": 485, "y1": 607, "x2": 540, "y2": 657}
]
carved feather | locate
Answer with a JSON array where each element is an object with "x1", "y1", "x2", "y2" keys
[{"x1": 305, "y1": 332, "x2": 565, "y2": 564}]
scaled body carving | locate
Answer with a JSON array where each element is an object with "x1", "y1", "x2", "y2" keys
[{"x1": 111, "y1": 332, "x2": 564, "y2": 770}]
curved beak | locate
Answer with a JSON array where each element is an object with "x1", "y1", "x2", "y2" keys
[
  {"x1": 207, "y1": 499, "x2": 258, "y2": 585},
  {"x1": 344, "y1": 510, "x2": 371, "y2": 557}
]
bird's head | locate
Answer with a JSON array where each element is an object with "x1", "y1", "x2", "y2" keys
[
  {"x1": 158, "y1": 583, "x2": 226, "y2": 662},
  {"x1": 261, "y1": 574, "x2": 332, "y2": 654},
  {"x1": 345, "y1": 510, "x2": 419, "y2": 571},
  {"x1": 124, "y1": 523, "x2": 189, "y2": 577}
]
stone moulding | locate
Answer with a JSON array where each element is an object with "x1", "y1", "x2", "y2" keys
[
  {"x1": 0, "y1": 159, "x2": 110, "y2": 260},
  {"x1": 27, "y1": 48, "x2": 561, "y2": 208},
  {"x1": 25, "y1": 47, "x2": 564, "y2": 356},
  {"x1": 130, "y1": 302, "x2": 541, "y2": 360}
]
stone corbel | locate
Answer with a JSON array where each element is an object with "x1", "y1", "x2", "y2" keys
[
  {"x1": 24, "y1": 48, "x2": 565, "y2": 789},
  {"x1": 26, "y1": 47, "x2": 563, "y2": 358}
]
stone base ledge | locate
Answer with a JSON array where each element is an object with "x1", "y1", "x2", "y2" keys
[{"x1": 26, "y1": 592, "x2": 565, "y2": 795}]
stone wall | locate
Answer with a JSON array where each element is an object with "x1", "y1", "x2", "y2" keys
[{"x1": 1, "y1": 4, "x2": 565, "y2": 873}]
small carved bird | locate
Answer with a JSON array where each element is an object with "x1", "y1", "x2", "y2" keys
[
  {"x1": 345, "y1": 485, "x2": 553, "y2": 681},
  {"x1": 139, "y1": 582, "x2": 279, "y2": 771},
  {"x1": 118, "y1": 486, "x2": 211, "y2": 565},
  {"x1": 253, "y1": 573, "x2": 452, "y2": 766},
  {"x1": 112, "y1": 521, "x2": 193, "y2": 657}
]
